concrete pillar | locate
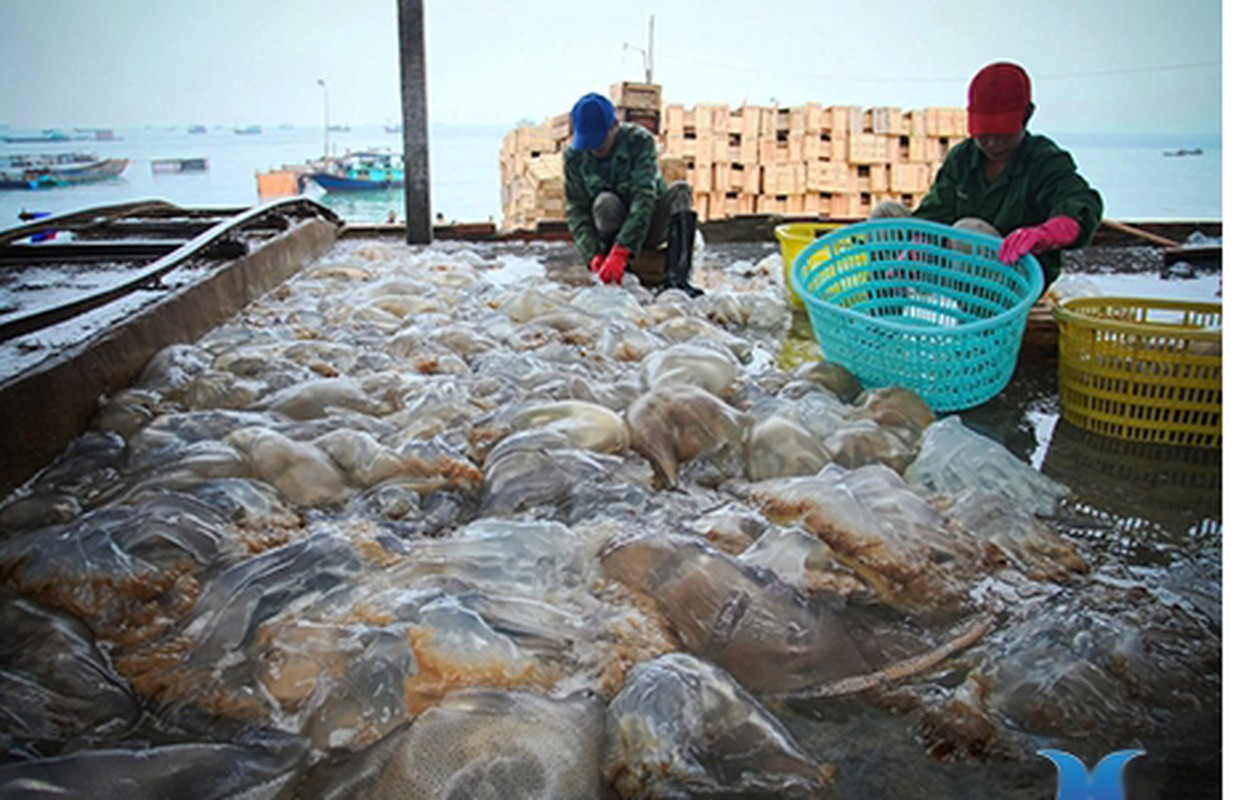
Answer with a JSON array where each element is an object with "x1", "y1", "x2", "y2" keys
[{"x1": 397, "y1": 0, "x2": 432, "y2": 244}]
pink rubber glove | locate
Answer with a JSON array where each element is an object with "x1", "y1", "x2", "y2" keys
[
  {"x1": 999, "y1": 216, "x2": 1080, "y2": 264},
  {"x1": 597, "y1": 244, "x2": 630, "y2": 284}
]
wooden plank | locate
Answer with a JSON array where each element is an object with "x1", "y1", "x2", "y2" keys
[{"x1": 1100, "y1": 219, "x2": 1183, "y2": 248}]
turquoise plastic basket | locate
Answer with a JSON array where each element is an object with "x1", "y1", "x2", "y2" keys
[{"x1": 791, "y1": 218, "x2": 1044, "y2": 412}]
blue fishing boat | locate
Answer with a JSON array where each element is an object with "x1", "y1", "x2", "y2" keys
[
  {"x1": 307, "y1": 151, "x2": 404, "y2": 192},
  {"x1": 234, "y1": 124, "x2": 262, "y2": 135}
]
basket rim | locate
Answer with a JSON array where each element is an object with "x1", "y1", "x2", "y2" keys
[
  {"x1": 791, "y1": 218, "x2": 1044, "y2": 335},
  {"x1": 774, "y1": 222, "x2": 845, "y2": 248},
  {"x1": 1053, "y1": 295, "x2": 1223, "y2": 340}
]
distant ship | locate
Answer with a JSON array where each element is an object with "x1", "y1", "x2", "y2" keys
[
  {"x1": 1162, "y1": 147, "x2": 1204, "y2": 157},
  {"x1": 384, "y1": 123, "x2": 402, "y2": 134},
  {"x1": 328, "y1": 124, "x2": 351, "y2": 133},
  {"x1": 187, "y1": 124, "x2": 208, "y2": 134},
  {"x1": 2, "y1": 129, "x2": 90, "y2": 144},
  {"x1": 73, "y1": 127, "x2": 117, "y2": 141},
  {"x1": 152, "y1": 157, "x2": 209, "y2": 174},
  {"x1": 234, "y1": 125, "x2": 262, "y2": 135}
]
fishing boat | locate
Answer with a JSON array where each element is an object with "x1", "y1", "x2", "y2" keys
[
  {"x1": 384, "y1": 123, "x2": 402, "y2": 134},
  {"x1": 328, "y1": 124, "x2": 352, "y2": 133},
  {"x1": 187, "y1": 124, "x2": 207, "y2": 134},
  {"x1": 307, "y1": 151, "x2": 404, "y2": 192},
  {"x1": 1163, "y1": 147, "x2": 1204, "y2": 157},
  {"x1": 234, "y1": 124, "x2": 262, "y2": 135},
  {"x1": 73, "y1": 127, "x2": 117, "y2": 141},
  {"x1": 151, "y1": 157, "x2": 209, "y2": 174},
  {"x1": 0, "y1": 153, "x2": 129, "y2": 190},
  {"x1": 1, "y1": 129, "x2": 90, "y2": 144}
]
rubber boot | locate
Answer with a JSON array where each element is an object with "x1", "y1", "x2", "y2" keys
[{"x1": 661, "y1": 210, "x2": 702, "y2": 298}]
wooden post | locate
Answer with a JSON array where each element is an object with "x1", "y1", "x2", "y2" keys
[{"x1": 397, "y1": 0, "x2": 432, "y2": 244}]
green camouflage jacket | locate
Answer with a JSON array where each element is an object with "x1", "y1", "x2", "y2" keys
[
  {"x1": 563, "y1": 122, "x2": 664, "y2": 264},
  {"x1": 913, "y1": 133, "x2": 1104, "y2": 285}
]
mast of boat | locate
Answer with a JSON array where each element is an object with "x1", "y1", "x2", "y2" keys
[{"x1": 317, "y1": 78, "x2": 330, "y2": 161}]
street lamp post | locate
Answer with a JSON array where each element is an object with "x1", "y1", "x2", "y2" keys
[{"x1": 317, "y1": 78, "x2": 329, "y2": 160}]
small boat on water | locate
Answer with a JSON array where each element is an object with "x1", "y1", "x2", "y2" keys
[
  {"x1": 307, "y1": 150, "x2": 404, "y2": 192},
  {"x1": 234, "y1": 125, "x2": 262, "y2": 135},
  {"x1": 1, "y1": 129, "x2": 90, "y2": 144},
  {"x1": 73, "y1": 127, "x2": 117, "y2": 141},
  {"x1": 151, "y1": 157, "x2": 208, "y2": 174},
  {"x1": 1163, "y1": 148, "x2": 1204, "y2": 157},
  {"x1": 328, "y1": 124, "x2": 351, "y2": 133},
  {"x1": 384, "y1": 123, "x2": 402, "y2": 134},
  {"x1": 0, "y1": 153, "x2": 129, "y2": 190},
  {"x1": 187, "y1": 124, "x2": 208, "y2": 134}
]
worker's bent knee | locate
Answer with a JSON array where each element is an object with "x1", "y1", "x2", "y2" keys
[
  {"x1": 869, "y1": 201, "x2": 911, "y2": 220},
  {"x1": 952, "y1": 217, "x2": 1001, "y2": 238},
  {"x1": 592, "y1": 192, "x2": 627, "y2": 236},
  {"x1": 665, "y1": 181, "x2": 693, "y2": 213}
]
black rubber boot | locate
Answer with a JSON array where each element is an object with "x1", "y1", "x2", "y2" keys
[{"x1": 660, "y1": 210, "x2": 703, "y2": 298}]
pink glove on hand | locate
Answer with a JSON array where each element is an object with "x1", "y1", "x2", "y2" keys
[
  {"x1": 589, "y1": 254, "x2": 605, "y2": 274},
  {"x1": 999, "y1": 216, "x2": 1080, "y2": 264},
  {"x1": 597, "y1": 244, "x2": 630, "y2": 284}
]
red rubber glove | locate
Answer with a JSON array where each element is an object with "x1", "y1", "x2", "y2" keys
[
  {"x1": 589, "y1": 254, "x2": 605, "y2": 274},
  {"x1": 999, "y1": 216, "x2": 1080, "y2": 264},
  {"x1": 597, "y1": 244, "x2": 630, "y2": 284}
]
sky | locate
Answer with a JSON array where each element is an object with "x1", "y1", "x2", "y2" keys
[{"x1": 0, "y1": 0, "x2": 1225, "y2": 138}]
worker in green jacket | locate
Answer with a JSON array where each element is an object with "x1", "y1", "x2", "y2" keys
[
  {"x1": 563, "y1": 92, "x2": 702, "y2": 296},
  {"x1": 897, "y1": 62, "x2": 1104, "y2": 288}
]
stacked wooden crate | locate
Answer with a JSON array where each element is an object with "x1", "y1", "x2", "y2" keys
[
  {"x1": 499, "y1": 122, "x2": 569, "y2": 232},
  {"x1": 662, "y1": 102, "x2": 966, "y2": 220},
  {"x1": 609, "y1": 81, "x2": 663, "y2": 135},
  {"x1": 498, "y1": 89, "x2": 967, "y2": 231}
]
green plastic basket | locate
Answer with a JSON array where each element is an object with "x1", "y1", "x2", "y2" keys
[{"x1": 792, "y1": 219, "x2": 1043, "y2": 412}]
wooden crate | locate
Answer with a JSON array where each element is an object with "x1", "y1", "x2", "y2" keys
[
  {"x1": 868, "y1": 107, "x2": 904, "y2": 134},
  {"x1": 890, "y1": 162, "x2": 930, "y2": 193},
  {"x1": 807, "y1": 161, "x2": 850, "y2": 193},
  {"x1": 694, "y1": 191, "x2": 711, "y2": 220},
  {"x1": 610, "y1": 82, "x2": 663, "y2": 112},
  {"x1": 848, "y1": 133, "x2": 889, "y2": 164},
  {"x1": 624, "y1": 109, "x2": 661, "y2": 135},
  {"x1": 758, "y1": 107, "x2": 778, "y2": 137},
  {"x1": 725, "y1": 192, "x2": 754, "y2": 216}
]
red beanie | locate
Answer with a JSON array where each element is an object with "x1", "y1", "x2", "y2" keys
[{"x1": 967, "y1": 62, "x2": 1031, "y2": 136}]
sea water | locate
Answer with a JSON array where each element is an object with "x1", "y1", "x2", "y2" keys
[
  {"x1": 0, "y1": 126, "x2": 1222, "y2": 228},
  {"x1": 0, "y1": 123, "x2": 506, "y2": 227}
]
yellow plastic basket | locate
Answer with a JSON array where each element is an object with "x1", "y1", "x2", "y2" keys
[
  {"x1": 775, "y1": 222, "x2": 842, "y2": 309},
  {"x1": 1052, "y1": 296, "x2": 1222, "y2": 448}
]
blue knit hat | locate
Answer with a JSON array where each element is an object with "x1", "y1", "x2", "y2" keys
[{"x1": 571, "y1": 93, "x2": 617, "y2": 150}]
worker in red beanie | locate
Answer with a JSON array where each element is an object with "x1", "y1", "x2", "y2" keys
[{"x1": 910, "y1": 61, "x2": 1103, "y2": 287}]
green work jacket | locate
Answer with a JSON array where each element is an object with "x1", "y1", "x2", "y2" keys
[
  {"x1": 563, "y1": 123, "x2": 664, "y2": 264},
  {"x1": 913, "y1": 133, "x2": 1104, "y2": 285}
]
